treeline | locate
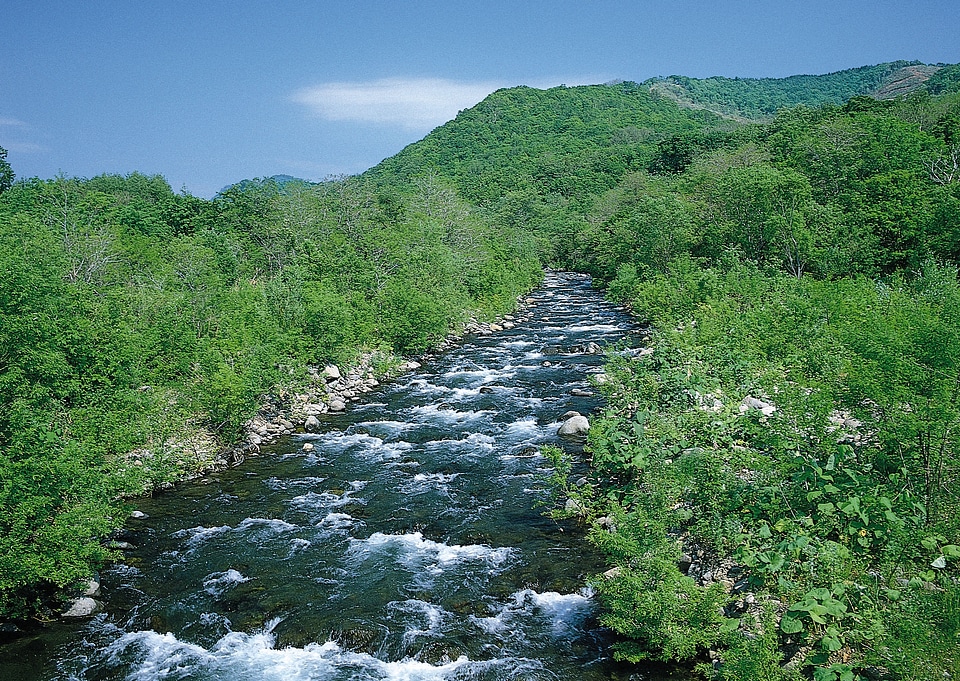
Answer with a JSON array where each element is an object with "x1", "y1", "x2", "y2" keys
[{"x1": 0, "y1": 166, "x2": 540, "y2": 618}]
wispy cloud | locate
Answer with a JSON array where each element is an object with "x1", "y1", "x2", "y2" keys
[
  {"x1": 2, "y1": 141, "x2": 44, "y2": 153},
  {"x1": 0, "y1": 117, "x2": 28, "y2": 128},
  {"x1": 292, "y1": 78, "x2": 505, "y2": 130}
]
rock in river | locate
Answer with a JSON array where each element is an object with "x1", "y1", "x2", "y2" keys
[
  {"x1": 62, "y1": 597, "x2": 102, "y2": 618},
  {"x1": 558, "y1": 412, "x2": 590, "y2": 436}
]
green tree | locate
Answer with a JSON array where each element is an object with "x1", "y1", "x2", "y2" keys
[{"x1": 0, "y1": 146, "x2": 13, "y2": 195}]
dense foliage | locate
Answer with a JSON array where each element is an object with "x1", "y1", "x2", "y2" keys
[{"x1": 0, "y1": 165, "x2": 539, "y2": 618}]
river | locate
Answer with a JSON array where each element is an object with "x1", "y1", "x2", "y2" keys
[{"x1": 2, "y1": 272, "x2": 680, "y2": 681}]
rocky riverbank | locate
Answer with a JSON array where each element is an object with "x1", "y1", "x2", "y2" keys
[{"x1": 223, "y1": 306, "x2": 535, "y2": 466}]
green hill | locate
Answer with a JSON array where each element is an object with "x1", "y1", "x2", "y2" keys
[
  {"x1": 645, "y1": 60, "x2": 954, "y2": 120},
  {"x1": 369, "y1": 82, "x2": 735, "y2": 205}
]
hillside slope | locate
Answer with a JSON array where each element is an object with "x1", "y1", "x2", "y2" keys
[
  {"x1": 369, "y1": 82, "x2": 734, "y2": 206},
  {"x1": 645, "y1": 60, "x2": 954, "y2": 120}
]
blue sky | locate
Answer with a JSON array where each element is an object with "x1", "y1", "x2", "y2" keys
[{"x1": 3, "y1": 1, "x2": 959, "y2": 197}]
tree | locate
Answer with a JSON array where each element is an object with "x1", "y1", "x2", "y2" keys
[{"x1": 0, "y1": 146, "x2": 13, "y2": 195}]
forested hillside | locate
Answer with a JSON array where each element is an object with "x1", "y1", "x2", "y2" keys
[
  {"x1": 645, "y1": 60, "x2": 956, "y2": 121},
  {"x1": 3, "y1": 59, "x2": 960, "y2": 680}
]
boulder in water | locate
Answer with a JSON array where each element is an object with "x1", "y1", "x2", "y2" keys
[
  {"x1": 328, "y1": 399, "x2": 346, "y2": 412},
  {"x1": 304, "y1": 415, "x2": 321, "y2": 432},
  {"x1": 558, "y1": 413, "x2": 590, "y2": 436},
  {"x1": 62, "y1": 597, "x2": 102, "y2": 618}
]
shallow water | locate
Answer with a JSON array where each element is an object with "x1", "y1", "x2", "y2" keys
[{"x1": 1, "y1": 272, "x2": 682, "y2": 681}]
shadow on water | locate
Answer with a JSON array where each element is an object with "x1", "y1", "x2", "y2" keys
[{"x1": 1, "y1": 272, "x2": 692, "y2": 681}]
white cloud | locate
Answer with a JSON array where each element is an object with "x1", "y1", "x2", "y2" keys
[
  {"x1": 292, "y1": 77, "x2": 505, "y2": 130},
  {"x1": 2, "y1": 141, "x2": 44, "y2": 153},
  {"x1": 0, "y1": 117, "x2": 28, "y2": 128}
]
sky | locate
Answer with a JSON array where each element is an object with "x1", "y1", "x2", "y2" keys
[{"x1": 3, "y1": 1, "x2": 959, "y2": 198}]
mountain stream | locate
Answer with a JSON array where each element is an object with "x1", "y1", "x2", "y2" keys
[{"x1": 3, "y1": 272, "x2": 682, "y2": 681}]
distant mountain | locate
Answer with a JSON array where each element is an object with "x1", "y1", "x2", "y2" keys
[{"x1": 644, "y1": 60, "x2": 956, "y2": 121}]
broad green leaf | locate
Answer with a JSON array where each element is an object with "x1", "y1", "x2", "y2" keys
[
  {"x1": 719, "y1": 617, "x2": 740, "y2": 634},
  {"x1": 780, "y1": 613, "x2": 804, "y2": 634},
  {"x1": 822, "y1": 598, "x2": 847, "y2": 617}
]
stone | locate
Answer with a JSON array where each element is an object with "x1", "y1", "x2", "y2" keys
[
  {"x1": 584, "y1": 341, "x2": 602, "y2": 354},
  {"x1": 130, "y1": 510, "x2": 148, "y2": 519},
  {"x1": 82, "y1": 578, "x2": 101, "y2": 597},
  {"x1": 302, "y1": 442, "x2": 315, "y2": 452},
  {"x1": 502, "y1": 321, "x2": 515, "y2": 329},
  {"x1": 110, "y1": 541, "x2": 135, "y2": 550},
  {"x1": 304, "y1": 415, "x2": 321, "y2": 433},
  {"x1": 328, "y1": 399, "x2": 346, "y2": 412},
  {"x1": 479, "y1": 386, "x2": 495, "y2": 394},
  {"x1": 570, "y1": 388, "x2": 593, "y2": 397},
  {"x1": 558, "y1": 414, "x2": 590, "y2": 436},
  {"x1": 739, "y1": 395, "x2": 777, "y2": 416},
  {"x1": 602, "y1": 566, "x2": 622, "y2": 580},
  {"x1": 62, "y1": 597, "x2": 102, "y2": 618},
  {"x1": 323, "y1": 365, "x2": 341, "y2": 381},
  {"x1": 564, "y1": 498, "x2": 586, "y2": 515}
]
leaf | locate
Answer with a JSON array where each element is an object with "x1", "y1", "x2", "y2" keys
[
  {"x1": 808, "y1": 604, "x2": 829, "y2": 624},
  {"x1": 758, "y1": 523, "x2": 772, "y2": 539},
  {"x1": 780, "y1": 613, "x2": 804, "y2": 634},
  {"x1": 884, "y1": 588, "x2": 901, "y2": 601},
  {"x1": 942, "y1": 544, "x2": 960, "y2": 558},
  {"x1": 808, "y1": 587, "x2": 831, "y2": 600},
  {"x1": 822, "y1": 598, "x2": 847, "y2": 617},
  {"x1": 768, "y1": 553, "x2": 785, "y2": 572},
  {"x1": 818, "y1": 502, "x2": 836, "y2": 515},
  {"x1": 813, "y1": 665, "x2": 837, "y2": 681},
  {"x1": 719, "y1": 617, "x2": 740, "y2": 634},
  {"x1": 821, "y1": 631, "x2": 843, "y2": 652}
]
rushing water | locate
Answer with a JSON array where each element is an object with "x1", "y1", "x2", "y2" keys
[{"x1": 2, "y1": 272, "x2": 681, "y2": 681}]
